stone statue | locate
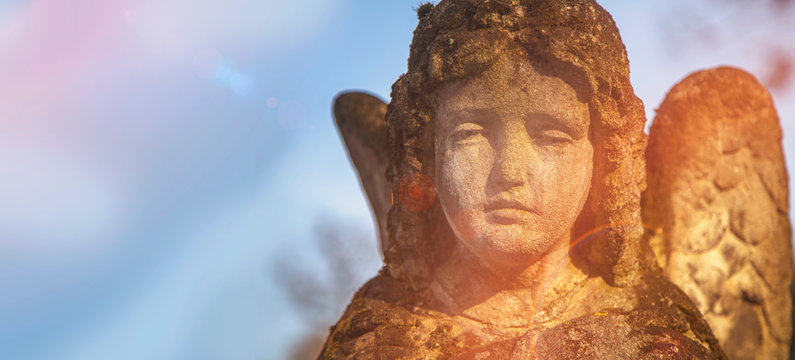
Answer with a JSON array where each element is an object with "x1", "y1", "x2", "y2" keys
[{"x1": 323, "y1": 0, "x2": 791, "y2": 358}]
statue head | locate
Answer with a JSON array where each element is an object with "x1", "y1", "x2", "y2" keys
[{"x1": 384, "y1": 0, "x2": 649, "y2": 288}]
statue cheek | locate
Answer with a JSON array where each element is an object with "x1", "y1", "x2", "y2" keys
[
  {"x1": 436, "y1": 157, "x2": 468, "y2": 224},
  {"x1": 545, "y1": 144, "x2": 593, "y2": 220},
  {"x1": 439, "y1": 147, "x2": 492, "y2": 208},
  {"x1": 449, "y1": 208, "x2": 481, "y2": 243},
  {"x1": 578, "y1": 145, "x2": 595, "y2": 202},
  {"x1": 565, "y1": 146, "x2": 594, "y2": 216}
]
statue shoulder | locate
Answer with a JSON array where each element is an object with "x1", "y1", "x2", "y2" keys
[
  {"x1": 319, "y1": 272, "x2": 527, "y2": 359},
  {"x1": 526, "y1": 304, "x2": 725, "y2": 359},
  {"x1": 318, "y1": 273, "x2": 444, "y2": 359}
]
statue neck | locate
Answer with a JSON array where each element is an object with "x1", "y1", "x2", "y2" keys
[{"x1": 429, "y1": 235, "x2": 587, "y2": 327}]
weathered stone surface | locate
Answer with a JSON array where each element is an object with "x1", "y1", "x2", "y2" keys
[
  {"x1": 534, "y1": 309, "x2": 718, "y2": 359},
  {"x1": 643, "y1": 67, "x2": 792, "y2": 360}
]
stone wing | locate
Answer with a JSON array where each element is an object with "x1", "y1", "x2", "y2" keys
[
  {"x1": 642, "y1": 67, "x2": 792, "y2": 360},
  {"x1": 333, "y1": 91, "x2": 391, "y2": 254}
]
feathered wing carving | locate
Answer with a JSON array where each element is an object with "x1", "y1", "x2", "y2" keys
[
  {"x1": 643, "y1": 67, "x2": 793, "y2": 360},
  {"x1": 333, "y1": 92, "x2": 391, "y2": 254}
]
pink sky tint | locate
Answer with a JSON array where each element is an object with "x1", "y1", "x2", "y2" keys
[{"x1": 0, "y1": 0, "x2": 126, "y2": 124}]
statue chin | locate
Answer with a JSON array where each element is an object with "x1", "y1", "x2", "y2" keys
[{"x1": 449, "y1": 215, "x2": 563, "y2": 275}]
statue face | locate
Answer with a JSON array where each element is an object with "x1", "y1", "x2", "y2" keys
[{"x1": 434, "y1": 55, "x2": 593, "y2": 274}]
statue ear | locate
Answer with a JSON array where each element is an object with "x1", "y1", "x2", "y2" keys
[{"x1": 333, "y1": 92, "x2": 390, "y2": 255}]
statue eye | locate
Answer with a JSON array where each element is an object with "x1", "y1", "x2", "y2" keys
[
  {"x1": 537, "y1": 129, "x2": 574, "y2": 146},
  {"x1": 450, "y1": 124, "x2": 485, "y2": 144}
]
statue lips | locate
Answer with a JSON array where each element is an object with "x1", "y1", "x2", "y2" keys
[{"x1": 484, "y1": 197, "x2": 536, "y2": 225}]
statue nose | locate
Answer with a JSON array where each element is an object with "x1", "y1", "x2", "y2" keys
[{"x1": 490, "y1": 126, "x2": 538, "y2": 189}]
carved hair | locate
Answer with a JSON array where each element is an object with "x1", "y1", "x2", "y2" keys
[{"x1": 384, "y1": 0, "x2": 649, "y2": 288}]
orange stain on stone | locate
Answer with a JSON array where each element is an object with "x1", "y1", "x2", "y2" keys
[{"x1": 398, "y1": 173, "x2": 436, "y2": 211}]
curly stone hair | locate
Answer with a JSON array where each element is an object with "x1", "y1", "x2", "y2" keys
[{"x1": 383, "y1": 0, "x2": 650, "y2": 288}]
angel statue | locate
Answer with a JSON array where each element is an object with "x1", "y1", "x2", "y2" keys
[{"x1": 321, "y1": 0, "x2": 792, "y2": 358}]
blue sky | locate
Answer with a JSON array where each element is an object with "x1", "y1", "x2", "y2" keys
[{"x1": 0, "y1": 1, "x2": 792, "y2": 359}]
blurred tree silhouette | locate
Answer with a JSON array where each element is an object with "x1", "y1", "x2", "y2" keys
[{"x1": 274, "y1": 217, "x2": 380, "y2": 359}]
